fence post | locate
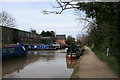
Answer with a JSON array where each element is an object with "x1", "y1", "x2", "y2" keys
[{"x1": 107, "y1": 47, "x2": 109, "y2": 56}]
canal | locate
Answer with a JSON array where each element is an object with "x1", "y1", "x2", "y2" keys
[{"x1": 2, "y1": 49, "x2": 78, "y2": 78}]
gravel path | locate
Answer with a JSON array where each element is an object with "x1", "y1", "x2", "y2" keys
[{"x1": 77, "y1": 46, "x2": 118, "y2": 78}]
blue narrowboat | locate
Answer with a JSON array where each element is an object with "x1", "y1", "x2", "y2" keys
[
  {"x1": 26, "y1": 45, "x2": 56, "y2": 50},
  {"x1": 2, "y1": 44, "x2": 27, "y2": 59}
]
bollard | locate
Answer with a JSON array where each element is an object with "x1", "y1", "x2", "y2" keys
[{"x1": 107, "y1": 47, "x2": 109, "y2": 56}]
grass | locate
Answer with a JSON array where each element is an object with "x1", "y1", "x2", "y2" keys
[
  {"x1": 70, "y1": 58, "x2": 80, "y2": 80},
  {"x1": 89, "y1": 46, "x2": 119, "y2": 76}
]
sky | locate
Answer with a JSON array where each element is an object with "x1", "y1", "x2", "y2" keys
[{"x1": 1, "y1": 0, "x2": 88, "y2": 38}]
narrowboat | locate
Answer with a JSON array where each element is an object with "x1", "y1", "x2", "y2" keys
[
  {"x1": 66, "y1": 44, "x2": 84, "y2": 60},
  {"x1": 60, "y1": 44, "x2": 66, "y2": 49},
  {"x1": 66, "y1": 53, "x2": 77, "y2": 59},
  {"x1": 66, "y1": 49, "x2": 83, "y2": 59},
  {"x1": 48, "y1": 44, "x2": 56, "y2": 50},
  {"x1": 52, "y1": 44, "x2": 60, "y2": 49},
  {"x1": 27, "y1": 45, "x2": 48, "y2": 50},
  {"x1": 66, "y1": 46, "x2": 78, "y2": 59},
  {"x1": 2, "y1": 44, "x2": 27, "y2": 59},
  {"x1": 26, "y1": 44, "x2": 56, "y2": 50}
]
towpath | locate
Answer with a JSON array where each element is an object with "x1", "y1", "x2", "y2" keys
[{"x1": 77, "y1": 46, "x2": 118, "y2": 78}]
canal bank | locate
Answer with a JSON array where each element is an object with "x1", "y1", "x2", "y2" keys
[
  {"x1": 70, "y1": 57, "x2": 80, "y2": 79},
  {"x1": 70, "y1": 46, "x2": 118, "y2": 79},
  {"x1": 70, "y1": 47, "x2": 84, "y2": 79}
]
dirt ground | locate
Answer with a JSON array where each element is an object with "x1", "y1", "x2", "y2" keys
[{"x1": 77, "y1": 46, "x2": 118, "y2": 78}]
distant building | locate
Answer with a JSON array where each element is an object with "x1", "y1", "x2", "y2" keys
[
  {"x1": 1, "y1": 26, "x2": 42, "y2": 46},
  {"x1": 55, "y1": 35, "x2": 66, "y2": 45},
  {"x1": 41, "y1": 37, "x2": 54, "y2": 44},
  {"x1": 2, "y1": 26, "x2": 13, "y2": 45}
]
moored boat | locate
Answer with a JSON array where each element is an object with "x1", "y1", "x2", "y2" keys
[
  {"x1": 26, "y1": 44, "x2": 56, "y2": 50},
  {"x1": 52, "y1": 44, "x2": 60, "y2": 49},
  {"x1": 60, "y1": 44, "x2": 66, "y2": 49},
  {"x1": 2, "y1": 44, "x2": 27, "y2": 59},
  {"x1": 66, "y1": 44, "x2": 81, "y2": 59},
  {"x1": 66, "y1": 53, "x2": 77, "y2": 59}
]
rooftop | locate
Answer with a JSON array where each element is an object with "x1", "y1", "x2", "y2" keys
[{"x1": 56, "y1": 35, "x2": 66, "y2": 40}]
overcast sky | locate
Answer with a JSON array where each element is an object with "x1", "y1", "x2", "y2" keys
[{"x1": 1, "y1": 0, "x2": 88, "y2": 38}]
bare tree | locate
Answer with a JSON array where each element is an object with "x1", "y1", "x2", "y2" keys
[
  {"x1": 42, "y1": 0, "x2": 78, "y2": 15},
  {"x1": 81, "y1": 34, "x2": 91, "y2": 45},
  {"x1": 42, "y1": 0, "x2": 96, "y2": 29},
  {"x1": 0, "y1": 11, "x2": 16, "y2": 27},
  {"x1": 42, "y1": 0, "x2": 98, "y2": 15},
  {"x1": 76, "y1": 34, "x2": 81, "y2": 44}
]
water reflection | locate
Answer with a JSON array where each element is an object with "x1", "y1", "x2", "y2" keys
[
  {"x1": 2, "y1": 50, "x2": 74, "y2": 78},
  {"x1": 66, "y1": 59, "x2": 78, "y2": 68},
  {"x1": 2, "y1": 50, "x2": 55, "y2": 77},
  {"x1": 2, "y1": 57, "x2": 27, "y2": 76},
  {"x1": 27, "y1": 50, "x2": 55, "y2": 62}
]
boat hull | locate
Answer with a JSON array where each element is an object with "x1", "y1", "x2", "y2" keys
[
  {"x1": 26, "y1": 45, "x2": 56, "y2": 50},
  {"x1": 2, "y1": 46, "x2": 27, "y2": 59},
  {"x1": 66, "y1": 53, "x2": 77, "y2": 59}
]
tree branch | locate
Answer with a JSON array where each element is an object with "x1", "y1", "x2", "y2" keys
[
  {"x1": 0, "y1": 11, "x2": 16, "y2": 27},
  {"x1": 42, "y1": 0, "x2": 78, "y2": 15}
]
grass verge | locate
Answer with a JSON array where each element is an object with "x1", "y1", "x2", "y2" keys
[
  {"x1": 70, "y1": 58, "x2": 80, "y2": 79},
  {"x1": 70, "y1": 47, "x2": 85, "y2": 80},
  {"x1": 89, "y1": 46, "x2": 119, "y2": 77}
]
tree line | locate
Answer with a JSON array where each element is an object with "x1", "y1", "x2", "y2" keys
[
  {"x1": 78, "y1": 2, "x2": 120, "y2": 76},
  {"x1": 78, "y1": 2, "x2": 120, "y2": 61}
]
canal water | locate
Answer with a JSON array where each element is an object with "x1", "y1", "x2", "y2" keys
[{"x1": 2, "y1": 49, "x2": 78, "y2": 78}]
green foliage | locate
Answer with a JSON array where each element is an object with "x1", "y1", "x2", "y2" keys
[
  {"x1": 66, "y1": 35, "x2": 75, "y2": 45},
  {"x1": 93, "y1": 48, "x2": 119, "y2": 76},
  {"x1": 77, "y1": 3, "x2": 120, "y2": 76},
  {"x1": 100, "y1": 38, "x2": 108, "y2": 52},
  {"x1": 77, "y1": 2, "x2": 120, "y2": 64},
  {"x1": 40, "y1": 30, "x2": 55, "y2": 37}
]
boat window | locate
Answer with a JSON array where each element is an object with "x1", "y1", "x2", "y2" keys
[{"x1": 9, "y1": 48, "x2": 15, "y2": 53}]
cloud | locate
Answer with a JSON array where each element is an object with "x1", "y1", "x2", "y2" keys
[{"x1": 2, "y1": 2, "x2": 86, "y2": 38}]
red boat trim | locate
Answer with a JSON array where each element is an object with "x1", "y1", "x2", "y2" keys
[
  {"x1": 66, "y1": 57, "x2": 71, "y2": 59},
  {"x1": 66, "y1": 56, "x2": 77, "y2": 59}
]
